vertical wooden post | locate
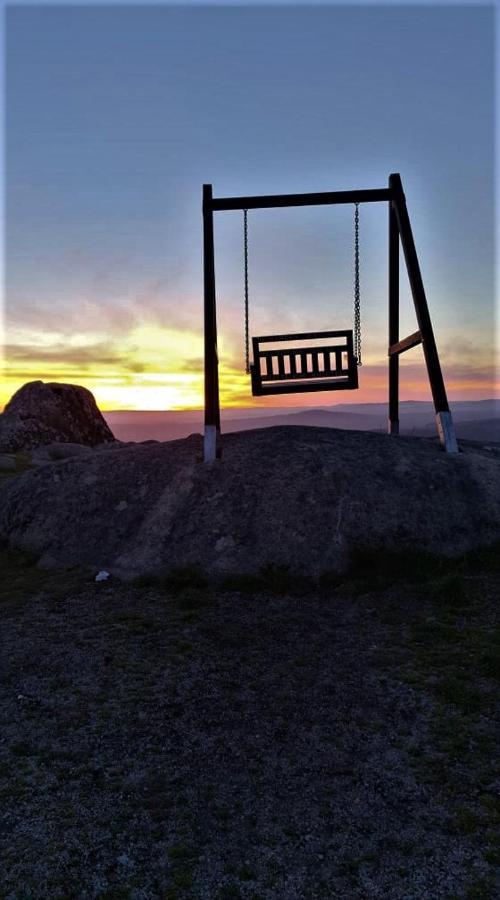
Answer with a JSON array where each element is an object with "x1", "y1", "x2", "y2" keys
[
  {"x1": 389, "y1": 173, "x2": 458, "y2": 453},
  {"x1": 203, "y1": 184, "x2": 221, "y2": 461},
  {"x1": 388, "y1": 180, "x2": 399, "y2": 435}
]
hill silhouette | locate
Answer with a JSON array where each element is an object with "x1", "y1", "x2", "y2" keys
[{"x1": 104, "y1": 400, "x2": 499, "y2": 444}]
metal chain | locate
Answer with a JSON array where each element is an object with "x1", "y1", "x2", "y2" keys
[
  {"x1": 354, "y1": 203, "x2": 362, "y2": 366},
  {"x1": 243, "y1": 209, "x2": 250, "y2": 374}
]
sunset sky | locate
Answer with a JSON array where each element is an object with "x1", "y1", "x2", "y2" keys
[{"x1": 3, "y1": 2, "x2": 496, "y2": 411}]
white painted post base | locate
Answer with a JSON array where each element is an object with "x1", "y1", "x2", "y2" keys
[
  {"x1": 436, "y1": 410, "x2": 459, "y2": 454},
  {"x1": 388, "y1": 419, "x2": 399, "y2": 435},
  {"x1": 204, "y1": 424, "x2": 218, "y2": 462}
]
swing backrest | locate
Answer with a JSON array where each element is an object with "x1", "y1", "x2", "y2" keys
[{"x1": 250, "y1": 330, "x2": 358, "y2": 396}]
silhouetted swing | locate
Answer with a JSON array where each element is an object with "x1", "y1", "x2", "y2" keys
[
  {"x1": 202, "y1": 176, "x2": 459, "y2": 460},
  {"x1": 243, "y1": 206, "x2": 361, "y2": 396}
]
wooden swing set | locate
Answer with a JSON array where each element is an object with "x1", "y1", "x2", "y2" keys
[{"x1": 203, "y1": 172, "x2": 458, "y2": 461}]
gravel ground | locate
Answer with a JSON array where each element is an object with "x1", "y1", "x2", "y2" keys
[{"x1": 0, "y1": 552, "x2": 498, "y2": 899}]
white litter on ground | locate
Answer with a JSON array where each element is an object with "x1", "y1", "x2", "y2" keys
[{"x1": 95, "y1": 570, "x2": 110, "y2": 582}]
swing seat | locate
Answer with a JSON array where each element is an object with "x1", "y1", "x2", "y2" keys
[{"x1": 250, "y1": 330, "x2": 359, "y2": 396}]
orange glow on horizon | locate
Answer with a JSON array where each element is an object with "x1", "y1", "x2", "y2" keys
[
  {"x1": 1, "y1": 323, "x2": 497, "y2": 412},
  {"x1": 1, "y1": 362, "x2": 497, "y2": 413}
]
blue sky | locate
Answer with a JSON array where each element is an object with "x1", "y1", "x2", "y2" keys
[{"x1": 3, "y1": 2, "x2": 496, "y2": 408}]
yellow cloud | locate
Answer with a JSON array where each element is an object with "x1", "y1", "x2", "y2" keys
[
  {"x1": 2, "y1": 323, "x2": 251, "y2": 411},
  {"x1": 2, "y1": 320, "x2": 497, "y2": 412}
]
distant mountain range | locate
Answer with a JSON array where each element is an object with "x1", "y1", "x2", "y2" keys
[{"x1": 104, "y1": 399, "x2": 499, "y2": 444}]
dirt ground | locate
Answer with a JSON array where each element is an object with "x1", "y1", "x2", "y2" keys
[{"x1": 0, "y1": 547, "x2": 499, "y2": 899}]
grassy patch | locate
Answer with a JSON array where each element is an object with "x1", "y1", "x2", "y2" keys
[
  {"x1": 167, "y1": 843, "x2": 196, "y2": 862},
  {"x1": 133, "y1": 565, "x2": 208, "y2": 594},
  {"x1": 173, "y1": 587, "x2": 212, "y2": 613},
  {"x1": 347, "y1": 546, "x2": 450, "y2": 590},
  {"x1": 463, "y1": 875, "x2": 498, "y2": 899},
  {"x1": 0, "y1": 450, "x2": 34, "y2": 485},
  {"x1": 0, "y1": 544, "x2": 89, "y2": 611},
  {"x1": 220, "y1": 572, "x2": 265, "y2": 593},
  {"x1": 346, "y1": 542, "x2": 500, "y2": 593},
  {"x1": 217, "y1": 885, "x2": 243, "y2": 899},
  {"x1": 237, "y1": 864, "x2": 255, "y2": 881},
  {"x1": 99, "y1": 889, "x2": 133, "y2": 900},
  {"x1": 221, "y1": 564, "x2": 313, "y2": 595},
  {"x1": 3, "y1": 540, "x2": 492, "y2": 612},
  {"x1": 372, "y1": 563, "x2": 499, "y2": 876},
  {"x1": 112, "y1": 611, "x2": 156, "y2": 633},
  {"x1": 219, "y1": 541, "x2": 500, "y2": 598}
]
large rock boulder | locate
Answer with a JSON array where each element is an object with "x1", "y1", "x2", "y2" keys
[
  {"x1": 0, "y1": 381, "x2": 115, "y2": 452},
  {"x1": 0, "y1": 426, "x2": 499, "y2": 579}
]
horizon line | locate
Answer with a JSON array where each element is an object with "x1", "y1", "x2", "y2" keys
[{"x1": 101, "y1": 397, "x2": 498, "y2": 414}]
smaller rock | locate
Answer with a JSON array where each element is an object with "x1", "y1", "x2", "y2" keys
[{"x1": 0, "y1": 381, "x2": 115, "y2": 452}]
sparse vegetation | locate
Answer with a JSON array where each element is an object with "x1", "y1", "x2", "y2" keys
[
  {"x1": 0, "y1": 450, "x2": 34, "y2": 485},
  {"x1": 133, "y1": 565, "x2": 208, "y2": 593},
  {"x1": 0, "y1": 543, "x2": 89, "y2": 611},
  {"x1": 0, "y1": 542, "x2": 498, "y2": 897}
]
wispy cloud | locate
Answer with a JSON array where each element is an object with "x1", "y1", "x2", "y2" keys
[
  {"x1": 2, "y1": 316, "x2": 497, "y2": 412},
  {"x1": 4, "y1": 342, "x2": 124, "y2": 367}
]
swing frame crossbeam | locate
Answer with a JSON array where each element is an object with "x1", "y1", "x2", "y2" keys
[
  {"x1": 211, "y1": 187, "x2": 390, "y2": 211},
  {"x1": 203, "y1": 173, "x2": 458, "y2": 461}
]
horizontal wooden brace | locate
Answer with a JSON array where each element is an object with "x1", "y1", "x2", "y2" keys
[
  {"x1": 258, "y1": 345, "x2": 346, "y2": 359},
  {"x1": 210, "y1": 187, "x2": 392, "y2": 212},
  {"x1": 251, "y1": 377, "x2": 358, "y2": 396},
  {"x1": 254, "y1": 329, "x2": 352, "y2": 343},
  {"x1": 388, "y1": 330, "x2": 422, "y2": 357}
]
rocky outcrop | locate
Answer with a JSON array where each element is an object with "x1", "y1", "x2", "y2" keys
[
  {"x1": 0, "y1": 426, "x2": 499, "y2": 578},
  {"x1": 0, "y1": 381, "x2": 115, "y2": 452}
]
